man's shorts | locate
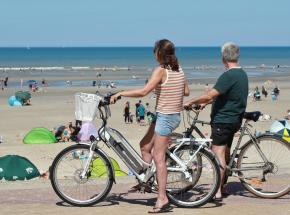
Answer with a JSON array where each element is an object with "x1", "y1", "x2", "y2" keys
[
  {"x1": 155, "y1": 112, "x2": 181, "y2": 136},
  {"x1": 211, "y1": 123, "x2": 241, "y2": 148}
]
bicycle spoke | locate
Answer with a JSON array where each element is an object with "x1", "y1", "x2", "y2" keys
[
  {"x1": 50, "y1": 145, "x2": 113, "y2": 206},
  {"x1": 166, "y1": 145, "x2": 220, "y2": 207},
  {"x1": 238, "y1": 136, "x2": 290, "y2": 198}
]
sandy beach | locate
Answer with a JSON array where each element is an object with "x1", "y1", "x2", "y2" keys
[{"x1": 0, "y1": 76, "x2": 289, "y2": 214}]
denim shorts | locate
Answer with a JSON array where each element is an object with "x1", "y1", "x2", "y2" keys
[{"x1": 154, "y1": 112, "x2": 181, "y2": 136}]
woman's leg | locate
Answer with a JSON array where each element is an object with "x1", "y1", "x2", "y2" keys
[
  {"x1": 152, "y1": 134, "x2": 170, "y2": 208},
  {"x1": 139, "y1": 122, "x2": 155, "y2": 163}
]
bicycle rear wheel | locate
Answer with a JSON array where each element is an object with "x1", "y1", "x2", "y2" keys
[
  {"x1": 237, "y1": 135, "x2": 290, "y2": 198},
  {"x1": 50, "y1": 144, "x2": 114, "y2": 206},
  {"x1": 166, "y1": 145, "x2": 220, "y2": 207}
]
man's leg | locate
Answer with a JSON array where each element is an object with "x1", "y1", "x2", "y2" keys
[
  {"x1": 152, "y1": 134, "x2": 170, "y2": 208},
  {"x1": 140, "y1": 122, "x2": 155, "y2": 163},
  {"x1": 211, "y1": 144, "x2": 227, "y2": 198},
  {"x1": 225, "y1": 146, "x2": 231, "y2": 164},
  {"x1": 222, "y1": 146, "x2": 231, "y2": 193}
]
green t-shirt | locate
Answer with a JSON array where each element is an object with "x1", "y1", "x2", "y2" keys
[{"x1": 211, "y1": 68, "x2": 249, "y2": 124}]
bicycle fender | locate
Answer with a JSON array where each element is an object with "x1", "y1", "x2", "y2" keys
[{"x1": 78, "y1": 142, "x2": 116, "y2": 184}]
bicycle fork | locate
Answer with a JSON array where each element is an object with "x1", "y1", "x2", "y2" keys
[{"x1": 80, "y1": 142, "x2": 97, "y2": 179}]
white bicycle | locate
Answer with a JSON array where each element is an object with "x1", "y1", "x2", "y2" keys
[{"x1": 50, "y1": 93, "x2": 221, "y2": 207}]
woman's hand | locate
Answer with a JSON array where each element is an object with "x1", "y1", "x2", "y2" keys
[
  {"x1": 183, "y1": 101, "x2": 192, "y2": 110},
  {"x1": 110, "y1": 92, "x2": 121, "y2": 104}
]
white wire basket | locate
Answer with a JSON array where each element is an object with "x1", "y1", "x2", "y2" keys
[{"x1": 75, "y1": 93, "x2": 103, "y2": 122}]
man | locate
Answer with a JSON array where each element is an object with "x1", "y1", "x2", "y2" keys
[
  {"x1": 184, "y1": 42, "x2": 248, "y2": 200},
  {"x1": 137, "y1": 101, "x2": 146, "y2": 125},
  {"x1": 135, "y1": 100, "x2": 141, "y2": 123}
]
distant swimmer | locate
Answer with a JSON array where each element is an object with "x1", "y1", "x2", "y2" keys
[{"x1": 66, "y1": 80, "x2": 72, "y2": 86}]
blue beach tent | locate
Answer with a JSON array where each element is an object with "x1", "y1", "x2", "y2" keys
[{"x1": 8, "y1": 96, "x2": 22, "y2": 106}]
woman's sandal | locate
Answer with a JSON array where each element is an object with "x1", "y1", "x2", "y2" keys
[
  {"x1": 209, "y1": 195, "x2": 223, "y2": 202},
  {"x1": 148, "y1": 203, "x2": 173, "y2": 213},
  {"x1": 212, "y1": 196, "x2": 223, "y2": 202}
]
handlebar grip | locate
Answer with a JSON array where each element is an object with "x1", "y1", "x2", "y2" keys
[
  {"x1": 184, "y1": 104, "x2": 202, "y2": 111},
  {"x1": 193, "y1": 104, "x2": 202, "y2": 110}
]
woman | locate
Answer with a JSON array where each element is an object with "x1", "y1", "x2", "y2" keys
[
  {"x1": 111, "y1": 39, "x2": 189, "y2": 213},
  {"x1": 124, "y1": 101, "x2": 130, "y2": 123}
]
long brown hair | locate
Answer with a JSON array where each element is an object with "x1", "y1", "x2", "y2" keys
[{"x1": 154, "y1": 39, "x2": 179, "y2": 72}]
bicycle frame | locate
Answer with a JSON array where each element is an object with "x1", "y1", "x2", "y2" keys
[
  {"x1": 228, "y1": 120, "x2": 270, "y2": 174},
  {"x1": 183, "y1": 109, "x2": 271, "y2": 176},
  {"x1": 80, "y1": 99, "x2": 212, "y2": 186}
]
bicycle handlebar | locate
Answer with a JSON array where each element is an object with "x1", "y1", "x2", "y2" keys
[{"x1": 99, "y1": 93, "x2": 121, "y2": 107}]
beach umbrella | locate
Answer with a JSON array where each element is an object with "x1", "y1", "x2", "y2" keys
[
  {"x1": 8, "y1": 95, "x2": 22, "y2": 106},
  {"x1": 270, "y1": 120, "x2": 290, "y2": 142},
  {"x1": 27, "y1": 80, "x2": 37, "y2": 85},
  {"x1": 23, "y1": 127, "x2": 57, "y2": 144},
  {"x1": 89, "y1": 157, "x2": 127, "y2": 178},
  {"x1": 15, "y1": 91, "x2": 31, "y2": 104},
  {"x1": 0, "y1": 155, "x2": 40, "y2": 181}
]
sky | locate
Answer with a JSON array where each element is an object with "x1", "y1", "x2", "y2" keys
[{"x1": 0, "y1": 0, "x2": 290, "y2": 47}]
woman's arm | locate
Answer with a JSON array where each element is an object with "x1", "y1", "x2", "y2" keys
[{"x1": 110, "y1": 67, "x2": 164, "y2": 103}]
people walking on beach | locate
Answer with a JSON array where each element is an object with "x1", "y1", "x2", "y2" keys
[
  {"x1": 110, "y1": 39, "x2": 189, "y2": 213},
  {"x1": 184, "y1": 42, "x2": 248, "y2": 201},
  {"x1": 135, "y1": 101, "x2": 141, "y2": 123},
  {"x1": 273, "y1": 85, "x2": 280, "y2": 96},
  {"x1": 262, "y1": 85, "x2": 268, "y2": 98},
  {"x1": 253, "y1": 86, "x2": 261, "y2": 101},
  {"x1": 137, "y1": 102, "x2": 146, "y2": 125},
  {"x1": 124, "y1": 101, "x2": 131, "y2": 123},
  {"x1": 4, "y1": 77, "x2": 8, "y2": 88},
  {"x1": 271, "y1": 85, "x2": 280, "y2": 101}
]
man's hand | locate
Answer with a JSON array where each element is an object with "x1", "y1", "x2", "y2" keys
[{"x1": 199, "y1": 103, "x2": 207, "y2": 110}]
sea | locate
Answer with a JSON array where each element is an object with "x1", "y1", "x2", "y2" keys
[{"x1": 0, "y1": 47, "x2": 290, "y2": 87}]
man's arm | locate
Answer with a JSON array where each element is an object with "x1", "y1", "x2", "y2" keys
[{"x1": 184, "y1": 88, "x2": 220, "y2": 107}]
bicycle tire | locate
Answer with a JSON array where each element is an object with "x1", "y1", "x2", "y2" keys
[
  {"x1": 166, "y1": 144, "x2": 220, "y2": 208},
  {"x1": 237, "y1": 134, "x2": 290, "y2": 198},
  {"x1": 50, "y1": 144, "x2": 114, "y2": 206}
]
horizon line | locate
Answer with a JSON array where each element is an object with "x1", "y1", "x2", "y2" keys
[{"x1": 0, "y1": 45, "x2": 290, "y2": 48}]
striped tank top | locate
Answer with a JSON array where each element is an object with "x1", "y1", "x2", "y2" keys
[{"x1": 155, "y1": 68, "x2": 185, "y2": 114}]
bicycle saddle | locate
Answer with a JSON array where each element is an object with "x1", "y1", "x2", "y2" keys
[{"x1": 243, "y1": 111, "x2": 261, "y2": 122}]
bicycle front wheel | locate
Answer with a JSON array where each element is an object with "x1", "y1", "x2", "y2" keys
[
  {"x1": 166, "y1": 145, "x2": 220, "y2": 207},
  {"x1": 237, "y1": 135, "x2": 290, "y2": 198},
  {"x1": 50, "y1": 144, "x2": 114, "y2": 206}
]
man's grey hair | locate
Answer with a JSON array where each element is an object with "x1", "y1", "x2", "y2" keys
[{"x1": 221, "y1": 42, "x2": 240, "y2": 62}]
